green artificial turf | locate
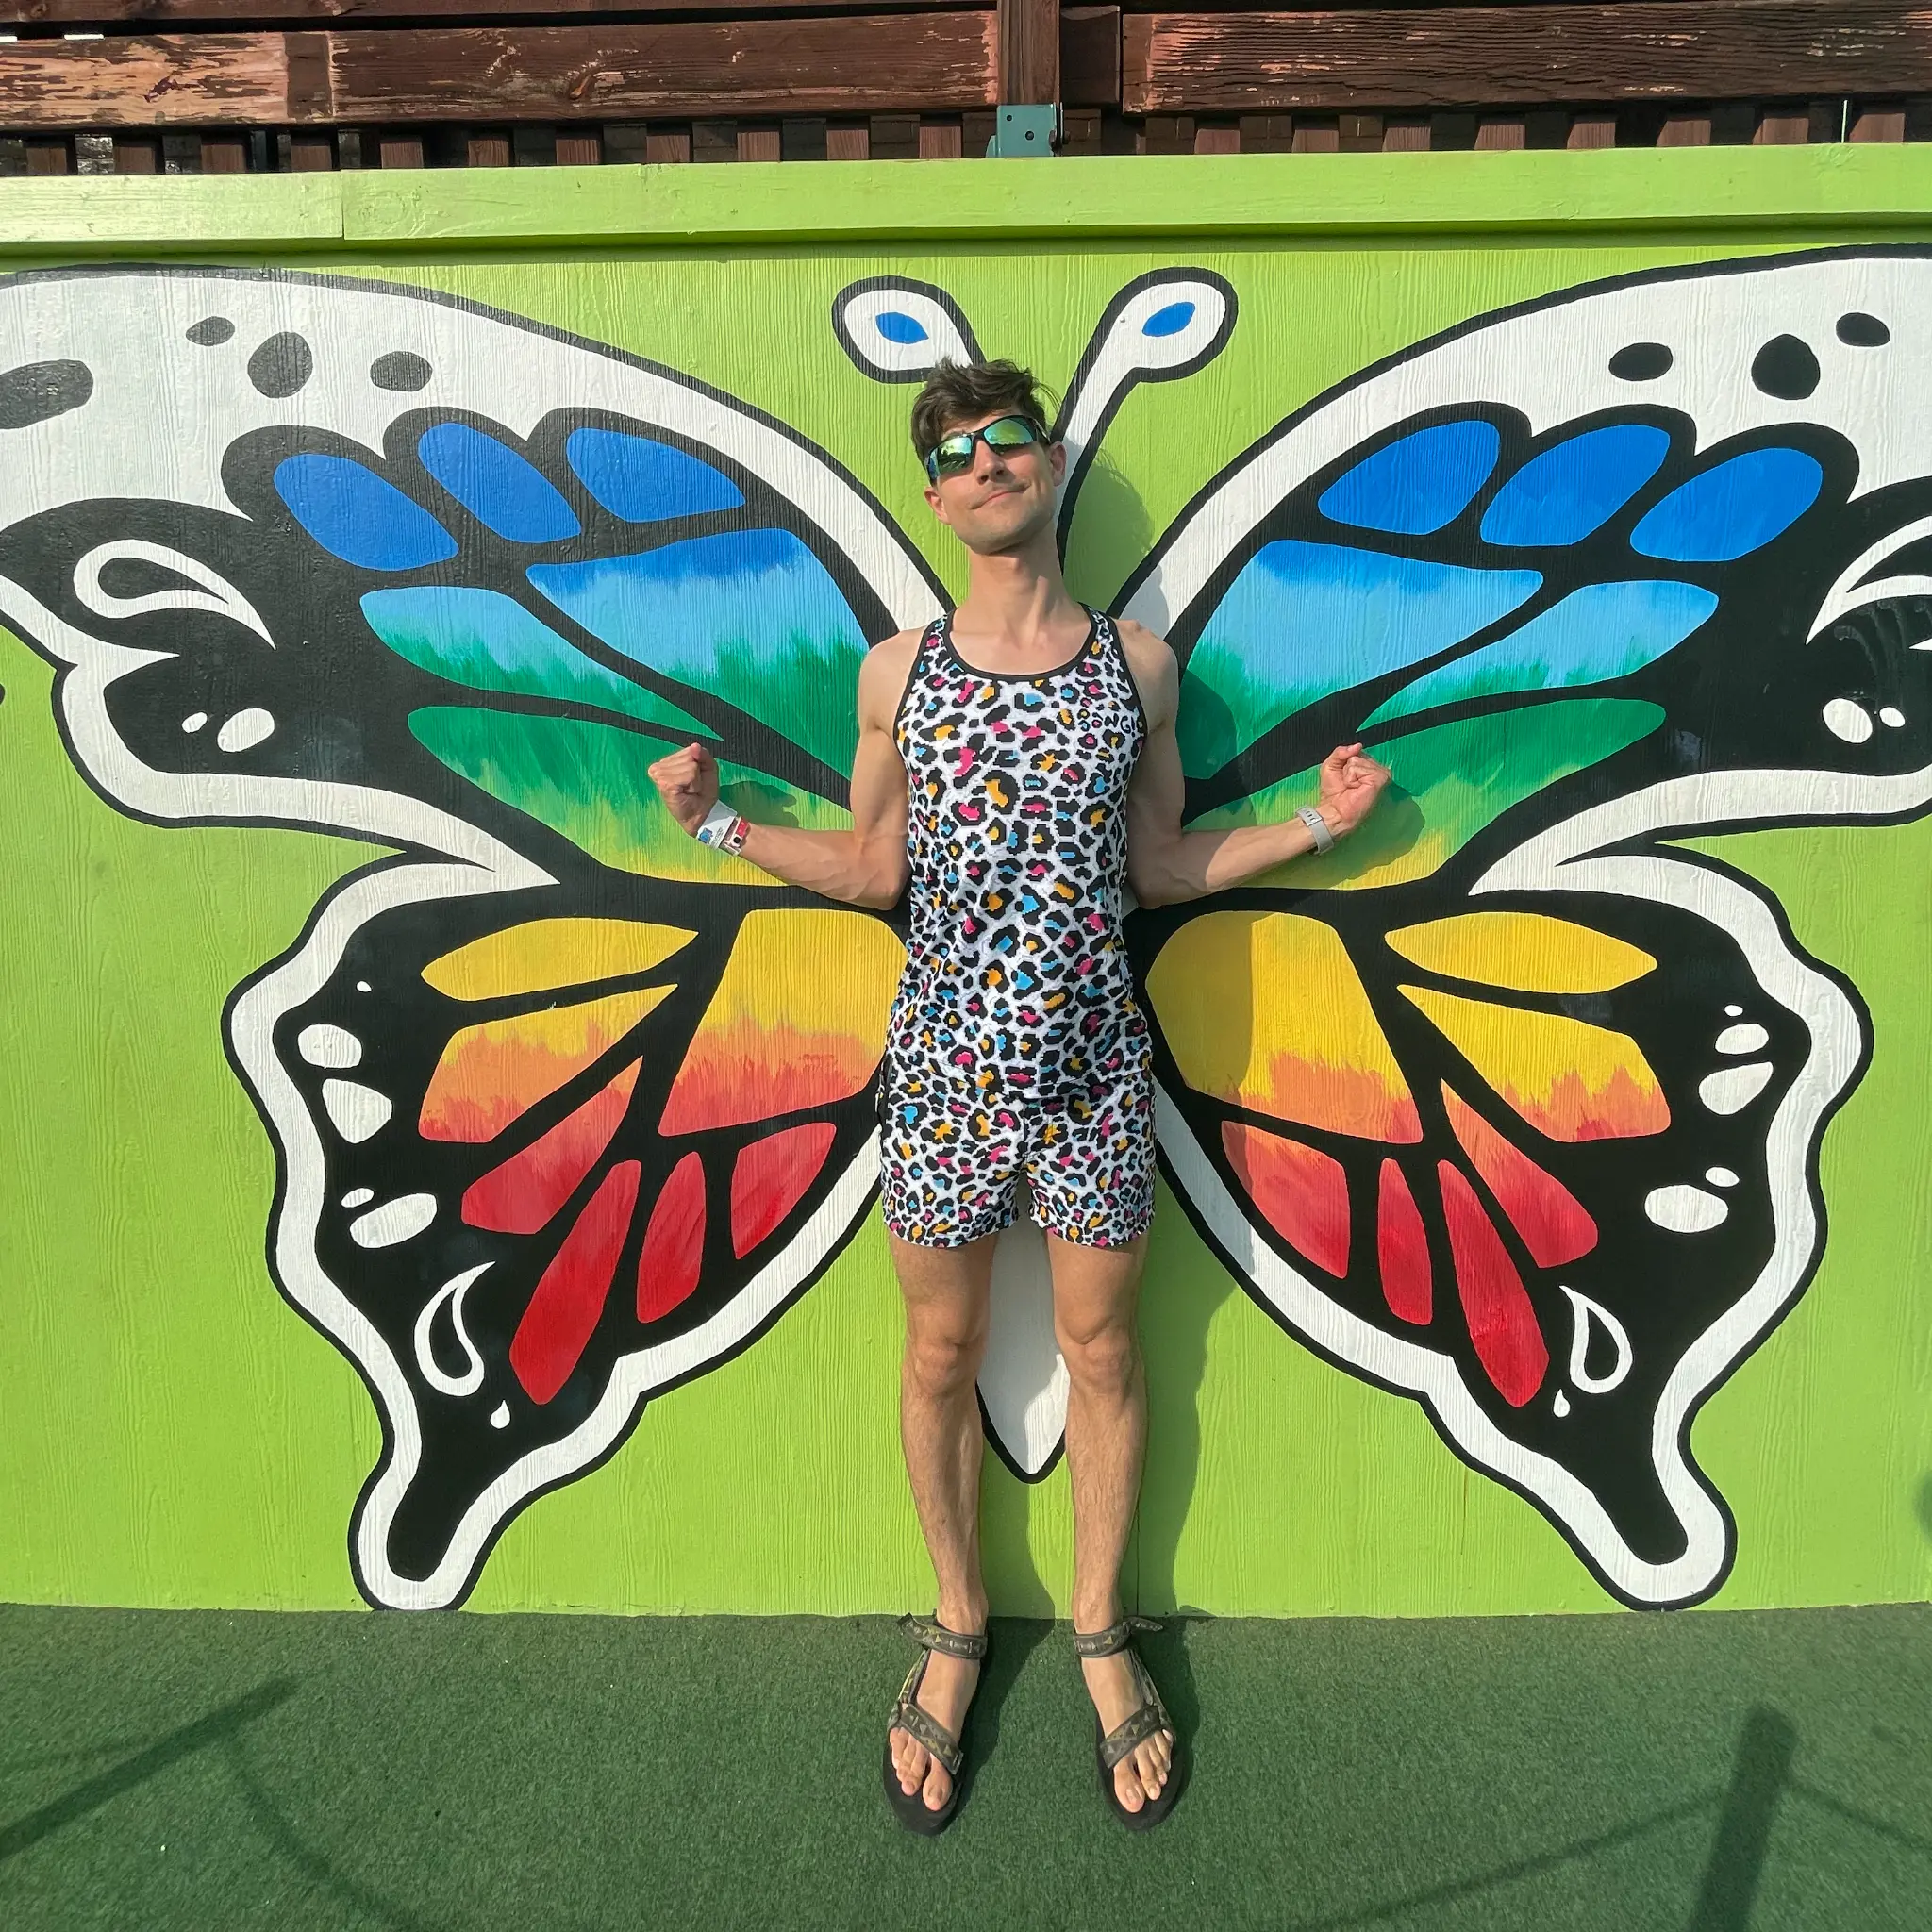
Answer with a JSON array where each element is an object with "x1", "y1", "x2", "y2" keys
[{"x1": 1, "y1": 1602, "x2": 1927, "y2": 1929}]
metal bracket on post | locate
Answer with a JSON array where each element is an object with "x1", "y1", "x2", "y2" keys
[{"x1": 986, "y1": 104, "x2": 1061, "y2": 157}]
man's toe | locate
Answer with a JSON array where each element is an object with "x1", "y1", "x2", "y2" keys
[
  {"x1": 1114, "y1": 1762, "x2": 1146, "y2": 1812},
  {"x1": 923, "y1": 1760, "x2": 952, "y2": 1811}
]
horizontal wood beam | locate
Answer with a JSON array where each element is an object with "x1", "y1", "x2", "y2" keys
[
  {"x1": 1124, "y1": 3, "x2": 1932, "y2": 115},
  {"x1": 0, "y1": 15, "x2": 998, "y2": 125},
  {"x1": 0, "y1": 0, "x2": 966, "y2": 15}
]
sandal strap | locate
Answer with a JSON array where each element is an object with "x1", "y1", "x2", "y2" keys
[
  {"x1": 890, "y1": 1656, "x2": 965, "y2": 1777},
  {"x1": 1072, "y1": 1613, "x2": 1161, "y2": 1659},
  {"x1": 1098, "y1": 1651, "x2": 1175, "y2": 1771},
  {"x1": 899, "y1": 1611, "x2": 989, "y2": 1660}
]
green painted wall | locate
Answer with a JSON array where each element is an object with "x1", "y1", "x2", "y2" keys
[{"x1": 3, "y1": 151, "x2": 1930, "y2": 1617}]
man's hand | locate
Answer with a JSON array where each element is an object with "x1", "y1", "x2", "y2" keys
[
  {"x1": 1317, "y1": 742, "x2": 1393, "y2": 838},
  {"x1": 647, "y1": 741, "x2": 720, "y2": 836}
]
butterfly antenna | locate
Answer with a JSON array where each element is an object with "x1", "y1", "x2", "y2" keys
[
  {"x1": 831, "y1": 275, "x2": 985, "y2": 383},
  {"x1": 1052, "y1": 270, "x2": 1236, "y2": 555}
]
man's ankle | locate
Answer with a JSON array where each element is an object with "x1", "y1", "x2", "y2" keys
[{"x1": 934, "y1": 1596, "x2": 989, "y2": 1636}]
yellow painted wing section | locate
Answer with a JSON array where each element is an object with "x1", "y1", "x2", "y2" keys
[
  {"x1": 1148, "y1": 910, "x2": 1421, "y2": 1141},
  {"x1": 1386, "y1": 912, "x2": 1656, "y2": 994},
  {"x1": 659, "y1": 908, "x2": 907, "y2": 1134},
  {"x1": 1400, "y1": 984, "x2": 1669, "y2": 1141},
  {"x1": 423, "y1": 919, "x2": 696, "y2": 1000}
]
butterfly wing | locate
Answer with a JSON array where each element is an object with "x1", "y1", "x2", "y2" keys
[
  {"x1": 1125, "y1": 249, "x2": 1932, "y2": 1605},
  {"x1": 0, "y1": 264, "x2": 941, "y2": 1606}
]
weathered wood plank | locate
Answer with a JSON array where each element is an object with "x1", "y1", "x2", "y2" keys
[
  {"x1": 0, "y1": 0, "x2": 963, "y2": 17},
  {"x1": 0, "y1": 17, "x2": 998, "y2": 126},
  {"x1": 1061, "y1": 6, "x2": 1120, "y2": 109},
  {"x1": 1124, "y1": 5, "x2": 1932, "y2": 115},
  {"x1": 998, "y1": 0, "x2": 1058, "y2": 104},
  {"x1": 326, "y1": 19, "x2": 998, "y2": 122},
  {"x1": 0, "y1": 35, "x2": 287, "y2": 126}
]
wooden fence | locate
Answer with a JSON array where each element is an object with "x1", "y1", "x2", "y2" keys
[{"x1": 1, "y1": 0, "x2": 1929, "y2": 173}]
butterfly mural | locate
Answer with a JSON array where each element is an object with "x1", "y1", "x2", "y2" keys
[{"x1": 5, "y1": 251, "x2": 1931, "y2": 1612}]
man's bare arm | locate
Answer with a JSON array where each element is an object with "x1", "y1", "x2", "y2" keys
[
  {"x1": 1119, "y1": 621, "x2": 1391, "y2": 908},
  {"x1": 647, "y1": 632, "x2": 916, "y2": 910}
]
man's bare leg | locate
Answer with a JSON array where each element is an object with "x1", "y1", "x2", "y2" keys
[
  {"x1": 887, "y1": 1229, "x2": 996, "y2": 1814},
  {"x1": 1050, "y1": 1230, "x2": 1174, "y2": 1814}
]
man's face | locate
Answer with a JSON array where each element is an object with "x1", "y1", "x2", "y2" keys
[{"x1": 922, "y1": 408, "x2": 1066, "y2": 555}]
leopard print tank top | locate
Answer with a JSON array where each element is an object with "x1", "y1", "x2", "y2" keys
[{"x1": 886, "y1": 607, "x2": 1150, "y2": 1101}]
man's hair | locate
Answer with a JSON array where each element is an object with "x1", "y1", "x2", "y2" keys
[{"x1": 909, "y1": 359, "x2": 1057, "y2": 458}]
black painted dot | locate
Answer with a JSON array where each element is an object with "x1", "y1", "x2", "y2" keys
[
  {"x1": 247, "y1": 330, "x2": 313, "y2": 399},
  {"x1": 1751, "y1": 333, "x2": 1821, "y2": 400},
  {"x1": 1609, "y1": 341, "x2": 1673, "y2": 382},
  {"x1": 186, "y1": 316, "x2": 235, "y2": 347},
  {"x1": 370, "y1": 351, "x2": 432, "y2": 392},
  {"x1": 0, "y1": 358, "x2": 92, "y2": 430},
  {"x1": 1838, "y1": 311, "x2": 1890, "y2": 348}
]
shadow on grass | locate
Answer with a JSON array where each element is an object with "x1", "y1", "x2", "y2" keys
[
  {"x1": 955, "y1": 1615, "x2": 1055, "y2": 1809},
  {"x1": 0, "y1": 1676, "x2": 296, "y2": 1865}
]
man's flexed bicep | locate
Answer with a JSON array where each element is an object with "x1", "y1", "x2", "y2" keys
[
  {"x1": 1119, "y1": 619, "x2": 1390, "y2": 907},
  {"x1": 646, "y1": 630, "x2": 917, "y2": 910}
]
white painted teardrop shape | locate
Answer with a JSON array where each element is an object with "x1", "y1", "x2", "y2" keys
[
  {"x1": 1824, "y1": 697, "x2": 1874, "y2": 742},
  {"x1": 349, "y1": 1192, "x2": 436, "y2": 1248},
  {"x1": 1559, "y1": 1285, "x2": 1634, "y2": 1393},
  {"x1": 297, "y1": 1023, "x2": 360, "y2": 1068},
  {"x1": 217, "y1": 708, "x2": 275, "y2": 753},
  {"x1": 1644, "y1": 1184, "x2": 1729, "y2": 1233},
  {"x1": 414, "y1": 1264, "x2": 489, "y2": 1397},
  {"x1": 1716, "y1": 1023, "x2": 1769, "y2": 1055},
  {"x1": 490, "y1": 1402, "x2": 510, "y2": 1429},
  {"x1": 322, "y1": 1078, "x2": 391, "y2": 1143}
]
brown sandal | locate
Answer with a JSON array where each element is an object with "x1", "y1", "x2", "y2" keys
[
  {"x1": 1074, "y1": 1614, "x2": 1184, "y2": 1831},
  {"x1": 883, "y1": 1612, "x2": 988, "y2": 1836}
]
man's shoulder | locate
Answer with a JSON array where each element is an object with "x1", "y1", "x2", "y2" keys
[
  {"x1": 857, "y1": 627, "x2": 925, "y2": 727},
  {"x1": 1110, "y1": 616, "x2": 1178, "y2": 719}
]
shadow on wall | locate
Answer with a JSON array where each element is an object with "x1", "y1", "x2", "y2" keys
[
  {"x1": 1066, "y1": 449, "x2": 1154, "y2": 614},
  {"x1": 1916, "y1": 1474, "x2": 1932, "y2": 1542}
]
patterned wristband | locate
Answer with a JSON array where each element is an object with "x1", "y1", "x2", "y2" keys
[
  {"x1": 1295, "y1": 804, "x2": 1337, "y2": 855},
  {"x1": 694, "y1": 801, "x2": 749, "y2": 856}
]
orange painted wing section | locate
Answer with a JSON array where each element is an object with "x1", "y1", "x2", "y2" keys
[{"x1": 421, "y1": 987, "x2": 671, "y2": 1143}]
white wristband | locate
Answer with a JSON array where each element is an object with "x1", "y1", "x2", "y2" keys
[
  {"x1": 1296, "y1": 805, "x2": 1337, "y2": 855},
  {"x1": 693, "y1": 801, "x2": 748, "y2": 856}
]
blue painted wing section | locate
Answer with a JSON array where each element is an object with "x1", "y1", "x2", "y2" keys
[
  {"x1": 275, "y1": 454, "x2": 458, "y2": 571},
  {"x1": 1177, "y1": 540, "x2": 1542, "y2": 777},
  {"x1": 360, "y1": 585, "x2": 709, "y2": 737},
  {"x1": 565, "y1": 427, "x2": 746, "y2": 523},
  {"x1": 416, "y1": 424, "x2": 581, "y2": 543},
  {"x1": 528, "y1": 526, "x2": 870, "y2": 775},
  {"x1": 1362, "y1": 577, "x2": 1720, "y2": 725},
  {"x1": 1317, "y1": 420, "x2": 1502, "y2": 536},
  {"x1": 1479, "y1": 425, "x2": 1673, "y2": 547},
  {"x1": 1631, "y1": 447, "x2": 1823, "y2": 563}
]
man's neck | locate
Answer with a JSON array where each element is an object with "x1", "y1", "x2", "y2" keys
[{"x1": 951, "y1": 532, "x2": 1089, "y2": 661}]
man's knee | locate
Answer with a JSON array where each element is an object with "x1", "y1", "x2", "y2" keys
[
  {"x1": 1057, "y1": 1314, "x2": 1139, "y2": 1395},
  {"x1": 904, "y1": 1314, "x2": 986, "y2": 1398}
]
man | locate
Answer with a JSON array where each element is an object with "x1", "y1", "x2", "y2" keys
[{"x1": 649, "y1": 361, "x2": 1389, "y2": 1832}]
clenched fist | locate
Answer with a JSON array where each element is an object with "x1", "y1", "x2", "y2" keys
[
  {"x1": 1317, "y1": 742, "x2": 1393, "y2": 838},
  {"x1": 647, "y1": 741, "x2": 720, "y2": 835}
]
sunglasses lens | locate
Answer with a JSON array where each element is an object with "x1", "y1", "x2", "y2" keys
[
  {"x1": 930, "y1": 436, "x2": 974, "y2": 475},
  {"x1": 983, "y1": 416, "x2": 1038, "y2": 449}
]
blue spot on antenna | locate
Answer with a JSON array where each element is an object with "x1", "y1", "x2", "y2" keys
[
  {"x1": 876, "y1": 311, "x2": 929, "y2": 345},
  {"x1": 1143, "y1": 302, "x2": 1196, "y2": 339},
  {"x1": 274, "y1": 454, "x2": 458, "y2": 572}
]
